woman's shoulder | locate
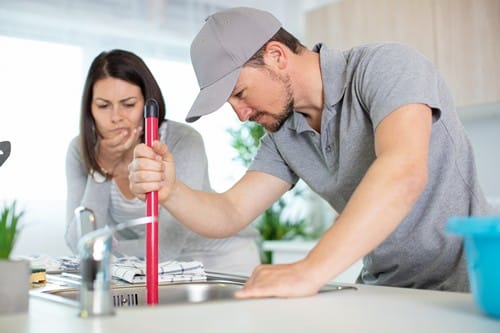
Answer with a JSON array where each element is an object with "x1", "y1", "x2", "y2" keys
[
  {"x1": 160, "y1": 119, "x2": 203, "y2": 144},
  {"x1": 67, "y1": 135, "x2": 81, "y2": 155}
]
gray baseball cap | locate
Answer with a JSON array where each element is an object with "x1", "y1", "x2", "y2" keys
[{"x1": 186, "y1": 7, "x2": 282, "y2": 123}]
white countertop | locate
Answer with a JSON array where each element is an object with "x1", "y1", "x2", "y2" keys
[{"x1": 1, "y1": 283, "x2": 499, "y2": 333}]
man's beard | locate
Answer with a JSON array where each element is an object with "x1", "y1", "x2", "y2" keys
[{"x1": 250, "y1": 73, "x2": 294, "y2": 133}]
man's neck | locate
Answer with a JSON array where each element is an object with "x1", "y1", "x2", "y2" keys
[{"x1": 290, "y1": 49, "x2": 324, "y2": 132}]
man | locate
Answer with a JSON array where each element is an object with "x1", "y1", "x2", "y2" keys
[{"x1": 129, "y1": 7, "x2": 490, "y2": 298}]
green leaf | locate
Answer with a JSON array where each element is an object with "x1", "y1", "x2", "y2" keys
[{"x1": 0, "y1": 201, "x2": 24, "y2": 259}]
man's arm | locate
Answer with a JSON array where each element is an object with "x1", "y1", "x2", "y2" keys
[
  {"x1": 129, "y1": 141, "x2": 291, "y2": 238},
  {"x1": 164, "y1": 170, "x2": 291, "y2": 237},
  {"x1": 236, "y1": 103, "x2": 433, "y2": 298}
]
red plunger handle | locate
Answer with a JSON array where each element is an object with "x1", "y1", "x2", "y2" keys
[{"x1": 144, "y1": 98, "x2": 159, "y2": 305}]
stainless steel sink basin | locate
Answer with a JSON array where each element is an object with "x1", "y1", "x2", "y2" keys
[
  {"x1": 35, "y1": 280, "x2": 243, "y2": 307},
  {"x1": 30, "y1": 272, "x2": 356, "y2": 308}
]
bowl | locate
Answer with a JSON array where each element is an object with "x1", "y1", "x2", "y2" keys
[{"x1": 446, "y1": 217, "x2": 500, "y2": 318}]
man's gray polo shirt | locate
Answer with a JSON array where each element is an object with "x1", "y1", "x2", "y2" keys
[{"x1": 249, "y1": 42, "x2": 490, "y2": 291}]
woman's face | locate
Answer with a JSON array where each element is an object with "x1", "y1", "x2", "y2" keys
[{"x1": 91, "y1": 77, "x2": 144, "y2": 142}]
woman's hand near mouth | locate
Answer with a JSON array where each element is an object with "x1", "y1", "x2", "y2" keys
[{"x1": 97, "y1": 126, "x2": 142, "y2": 176}]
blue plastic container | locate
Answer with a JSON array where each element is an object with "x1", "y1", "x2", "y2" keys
[{"x1": 446, "y1": 217, "x2": 500, "y2": 318}]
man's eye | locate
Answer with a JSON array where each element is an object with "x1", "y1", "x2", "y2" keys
[{"x1": 235, "y1": 90, "x2": 244, "y2": 98}]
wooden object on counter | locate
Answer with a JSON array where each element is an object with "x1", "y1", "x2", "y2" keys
[{"x1": 30, "y1": 268, "x2": 46, "y2": 287}]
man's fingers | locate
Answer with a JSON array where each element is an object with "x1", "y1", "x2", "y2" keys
[
  {"x1": 130, "y1": 141, "x2": 175, "y2": 204},
  {"x1": 129, "y1": 158, "x2": 164, "y2": 179},
  {"x1": 233, "y1": 262, "x2": 321, "y2": 299},
  {"x1": 133, "y1": 143, "x2": 157, "y2": 159},
  {"x1": 129, "y1": 177, "x2": 162, "y2": 192},
  {"x1": 152, "y1": 140, "x2": 173, "y2": 162}
]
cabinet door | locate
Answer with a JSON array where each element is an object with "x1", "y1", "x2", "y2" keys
[
  {"x1": 434, "y1": 0, "x2": 500, "y2": 107},
  {"x1": 305, "y1": 0, "x2": 500, "y2": 107},
  {"x1": 305, "y1": 0, "x2": 436, "y2": 63}
]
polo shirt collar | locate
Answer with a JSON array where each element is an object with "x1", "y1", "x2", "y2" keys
[
  {"x1": 285, "y1": 43, "x2": 347, "y2": 134},
  {"x1": 314, "y1": 43, "x2": 347, "y2": 109}
]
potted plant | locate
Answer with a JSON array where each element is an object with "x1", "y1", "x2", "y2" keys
[
  {"x1": 228, "y1": 123, "x2": 324, "y2": 263},
  {"x1": 0, "y1": 200, "x2": 30, "y2": 314}
]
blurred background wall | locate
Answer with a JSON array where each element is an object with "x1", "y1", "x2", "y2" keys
[{"x1": 0, "y1": 0, "x2": 498, "y2": 257}]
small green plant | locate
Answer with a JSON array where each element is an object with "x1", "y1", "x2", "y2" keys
[
  {"x1": 227, "y1": 122, "x2": 265, "y2": 168},
  {"x1": 0, "y1": 201, "x2": 24, "y2": 259}
]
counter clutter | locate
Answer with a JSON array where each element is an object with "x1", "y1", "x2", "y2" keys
[{"x1": 1, "y1": 282, "x2": 499, "y2": 333}]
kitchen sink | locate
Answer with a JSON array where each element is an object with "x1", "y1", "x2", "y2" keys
[
  {"x1": 30, "y1": 272, "x2": 356, "y2": 308},
  {"x1": 34, "y1": 280, "x2": 243, "y2": 307}
]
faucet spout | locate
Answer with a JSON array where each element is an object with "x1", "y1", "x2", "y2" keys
[{"x1": 76, "y1": 213, "x2": 154, "y2": 318}]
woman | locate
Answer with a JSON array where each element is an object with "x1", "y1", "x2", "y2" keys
[{"x1": 65, "y1": 49, "x2": 260, "y2": 275}]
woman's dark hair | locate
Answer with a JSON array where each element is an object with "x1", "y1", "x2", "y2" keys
[
  {"x1": 246, "y1": 28, "x2": 306, "y2": 67},
  {"x1": 80, "y1": 49, "x2": 166, "y2": 176}
]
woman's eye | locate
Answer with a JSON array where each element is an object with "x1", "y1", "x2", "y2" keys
[
  {"x1": 96, "y1": 104, "x2": 108, "y2": 109},
  {"x1": 124, "y1": 103, "x2": 136, "y2": 108},
  {"x1": 235, "y1": 90, "x2": 244, "y2": 98}
]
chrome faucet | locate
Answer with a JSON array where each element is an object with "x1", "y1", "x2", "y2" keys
[{"x1": 75, "y1": 207, "x2": 152, "y2": 318}]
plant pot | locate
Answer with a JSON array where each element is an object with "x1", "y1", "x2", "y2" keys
[{"x1": 0, "y1": 259, "x2": 30, "y2": 315}]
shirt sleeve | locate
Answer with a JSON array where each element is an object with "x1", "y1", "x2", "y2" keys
[
  {"x1": 248, "y1": 133, "x2": 298, "y2": 186},
  {"x1": 355, "y1": 43, "x2": 443, "y2": 129}
]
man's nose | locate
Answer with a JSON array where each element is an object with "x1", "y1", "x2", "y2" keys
[{"x1": 229, "y1": 99, "x2": 253, "y2": 122}]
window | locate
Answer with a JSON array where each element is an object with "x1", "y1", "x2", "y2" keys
[{"x1": 0, "y1": 36, "x2": 83, "y2": 201}]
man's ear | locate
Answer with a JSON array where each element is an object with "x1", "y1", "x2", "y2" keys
[{"x1": 263, "y1": 41, "x2": 288, "y2": 70}]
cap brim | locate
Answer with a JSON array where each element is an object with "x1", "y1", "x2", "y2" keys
[{"x1": 186, "y1": 68, "x2": 241, "y2": 123}]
